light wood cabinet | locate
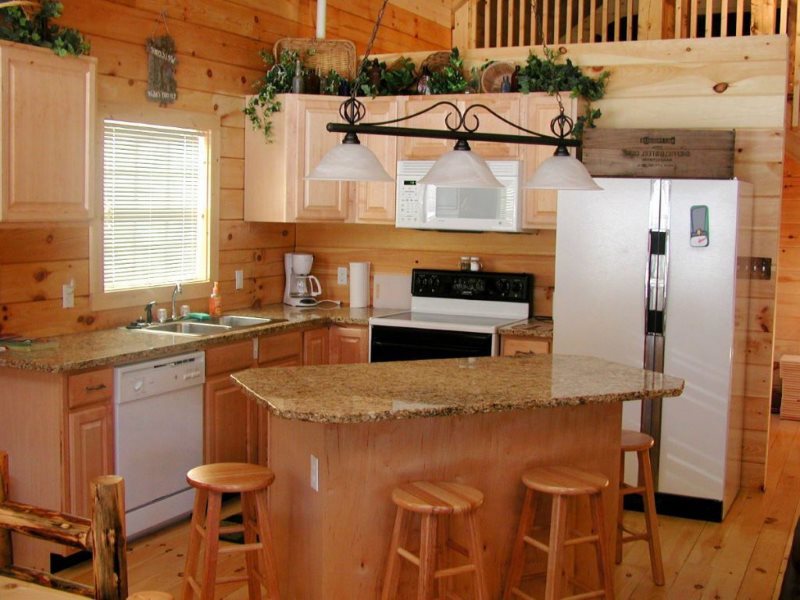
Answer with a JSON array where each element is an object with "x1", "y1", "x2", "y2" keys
[
  {"x1": 501, "y1": 336, "x2": 551, "y2": 356},
  {"x1": 245, "y1": 94, "x2": 348, "y2": 223},
  {"x1": 66, "y1": 368, "x2": 113, "y2": 517},
  {"x1": 397, "y1": 93, "x2": 522, "y2": 160},
  {"x1": 521, "y1": 95, "x2": 583, "y2": 230},
  {"x1": 259, "y1": 329, "x2": 303, "y2": 366},
  {"x1": 304, "y1": 327, "x2": 330, "y2": 365},
  {"x1": 0, "y1": 41, "x2": 96, "y2": 222},
  {"x1": 329, "y1": 325, "x2": 369, "y2": 364},
  {"x1": 355, "y1": 97, "x2": 398, "y2": 223}
]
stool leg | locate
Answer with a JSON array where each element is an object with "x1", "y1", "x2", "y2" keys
[
  {"x1": 182, "y1": 488, "x2": 207, "y2": 600},
  {"x1": 418, "y1": 514, "x2": 438, "y2": 600},
  {"x1": 381, "y1": 507, "x2": 410, "y2": 600},
  {"x1": 544, "y1": 495, "x2": 568, "y2": 600},
  {"x1": 436, "y1": 515, "x2": 450, "y2": 600},
  {"x1": 253, "y1": 488, "x2": 281, "y2": 599},
  {"x1": 590, "y1": 492, "x2": 615, "y2": 600},
  {"x1": 199, "y1": 491, "x2": 222, "y2": 600},
  {"x1": 640, "y1": 448, "x2": 665, "y2": 586},
  {"x1": 464, "y1": 511, "x2": 489, "y2": 600},
  {"x1": 241, "y1": 492, "x2": 263, "y2": 598},
  {"x1": 616, "y1": 451, "x2": 625, "y2": 564},
  {"x1": 503, "y1": 487, "x2": 537, "y2": 600}
]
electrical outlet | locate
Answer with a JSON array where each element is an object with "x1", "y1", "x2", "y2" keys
[
  {"x1": 310, "y1": 454, "x2": 319, "y2": 491},
  {"x1": 235, "y1": 269, "x2": 244, "y2": 290},
  {"x1": 337, "y1": 267, "x2": 348, "y2": 285},
  {"x1": 62, "y1": 280, "x2": 75, "y2": 309}
]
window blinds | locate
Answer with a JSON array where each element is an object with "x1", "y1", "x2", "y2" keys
[{"x1": 103, "y1": 120, "x2": 209, "y2": 292}]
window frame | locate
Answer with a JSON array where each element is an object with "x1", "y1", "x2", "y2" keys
[{"x1": 90, "y1": 103, "x2": 220, "y2": 311}]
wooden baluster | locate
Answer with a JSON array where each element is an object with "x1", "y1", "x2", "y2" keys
[
  {"x1": 602, "y1": 0, "x2": 608, "y2": 41},
  {"x1": 566, "y1": 0, "x2": 573, "y2": 43},
  {"x1": 543, "y1": 0, "x2": 550, "y2": 44},
  {"x1": 705, "y1": 0, "x2": 713, "y2": 36},
  {"x1": 690, "y1": 0, "x2": 698, "y2": 37},
  {"x1": 780, "y1": 0, "x2": 788, "y2": 32},
  {"x1": 578, "y1": 0, "x2": 586, "y2": 42},
  {"x1": 496, "y1": 0, "x2": 503, "y2": 48},
  {"x1": 627, "y1": 0, "x2": 633, "y2": 40},
  {"x1": 721, "y1": 0, "x2": 729, "y2": 35},
  {"x1": 735, "y1": 0, "x2": 744, "y2": 35},
  {"x1": 554, "y1": 0, "x2": 561, "y2": 42}
]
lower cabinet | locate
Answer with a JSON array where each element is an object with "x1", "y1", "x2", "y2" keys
[
  {"x1": 501, "y1": 336, "x2": 552, "y2": 356},
  {"x1": 303, "y1": 327, "x2": 329, "y2": 365},
  {"x1": 329, "y1": 325, "x2": 369, "y2": 364}
]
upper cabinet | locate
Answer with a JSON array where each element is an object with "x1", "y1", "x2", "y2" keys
[
  {"x1": 355, "y1": 97, "x2": 397, "y2": 223},
  {"x1": 397, "y1": 93, "x2": 521, "y2": 160},
  {"x1": 0, "y1": 41, "x2": 96, "y2": 222}
]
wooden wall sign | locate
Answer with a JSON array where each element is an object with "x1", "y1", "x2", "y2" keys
[
  {"x1": 146, "y1": 35, "x2": 177, "y2": 105},
  {"x1": 582, "y1": 128, "x2": 735, "y2": 179}
]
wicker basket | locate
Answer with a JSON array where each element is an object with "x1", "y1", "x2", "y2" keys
[
  {"x1": 419, "y1": 51, "x2": 451, "y2": 75},
  {"x1": 480, "y1": 62, "x2": 516, "y2": 93},
  {"x1": 274, "y1": 38, "x2": 357, "y2": 80}
]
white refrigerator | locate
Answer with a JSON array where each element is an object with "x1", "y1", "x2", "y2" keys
[{"x1": 553, "y1": 178, "x2": 753, "y2": 521}]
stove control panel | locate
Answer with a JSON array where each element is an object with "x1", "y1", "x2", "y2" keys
[{"x1": 411, "y1": 269, "x2": 533, "y2": 304}]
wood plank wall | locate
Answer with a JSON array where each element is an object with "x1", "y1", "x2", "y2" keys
[
  {"x1": 0, "y1": 0, "x2": 449, "y2": 338},
  {"x1": 300, "y1": 36, "x2": 788, "y2": 489}
]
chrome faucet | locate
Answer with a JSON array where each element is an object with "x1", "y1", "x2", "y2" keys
[
  {"x1": 171, "y1": 283, "x2": 183, "y2": 320},
  {"x1": 144, "y1": 300, "x2": 156, "y2": 324}
]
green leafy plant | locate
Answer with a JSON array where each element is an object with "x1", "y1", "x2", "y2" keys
[
  {"x1": 0, "y1": 1, "x2": 89, "y2": 56},
  {"x1": 244, "y1": 49, "x2": 301, "y2": 141},
  {"x1": 321, "y1": 69, "x2": 345, "y2": 95},
  {"x1": 428, "y1": 47, "x2": 469, "y2": 95}
]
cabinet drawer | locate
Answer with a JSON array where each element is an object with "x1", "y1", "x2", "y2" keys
[
  {"x1": 68, "y1": 368, "x2": 113, "y2": 409},
  {"x1": 206, "y1": 340, "x2": 254, "y2": 377},
  {"x1": 259, "y1": 330, "x2": 303, "y2": 365},
  {"x1": 501, "y1": 336, "x2": 551, "y2": 356}
]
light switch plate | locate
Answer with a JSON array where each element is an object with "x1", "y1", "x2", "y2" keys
[
  {"x1": 337, "y1": 267, "x2": 348, "y2": 285},
  {"x1": 310, "y1": 454, "x2": 319, "y2": 491},
  {"x1": 62, "y1": 280, "x2": 74, "y2": 309},
  {"x1": 235, "y1": 269, "x2": 244, "y2": 290}
]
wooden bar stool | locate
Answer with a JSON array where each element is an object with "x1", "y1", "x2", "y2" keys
[
  {"x1": 617, "y1": 430, "x2": 665, "y2": 585},
  {"x1": 503, "y1": 465, "x2": 614, "y2": 600},
  {"x1": 381, "y1": 481, "x2": 489, "y2": 600},
  {"x1": 181, "y1": 463, "x2": 280, "y2": 600}
]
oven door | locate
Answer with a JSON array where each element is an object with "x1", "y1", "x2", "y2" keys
[{"x1": 370, "y1": 324, "x2": 496, "y2": 362}]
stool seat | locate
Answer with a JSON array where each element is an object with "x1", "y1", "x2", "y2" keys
[
  {"x1": 127, "y1": 593, "x2": 174, "y2": 600},
  {"x1": 186, "y1": 462, "x2": 275, "y2": 493},
  {"x1": 621, "y1": 429, "x2": 655, "y2": 452},
  {"x1": 391, "y1": 481, "x2": 484, "y2": 515},
  {"x1": 522, "y1": 465, "x2": 609, "y2": 496}
]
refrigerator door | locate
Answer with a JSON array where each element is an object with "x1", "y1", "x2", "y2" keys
[
  {"x1": 659, "y1": 179, "x2": 741, "y2": 502},
  {"x1": 553, "y1": 177, "x2": 653, "y2": 434}
]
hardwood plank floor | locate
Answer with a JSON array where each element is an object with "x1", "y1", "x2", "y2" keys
[{"x1": 61, "y1": 416, "x2": 800, "y2": 599}]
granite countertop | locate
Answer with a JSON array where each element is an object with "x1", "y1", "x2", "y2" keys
[
  {"x1": 232, "y1": 354, "x2": 684, "y2": 423},
  {"x1": 0, "y1": 305, "x2": 400, "y2": 373},
  {"x1": 498, "y1": 317, "x2": 553, "y2": 337}
]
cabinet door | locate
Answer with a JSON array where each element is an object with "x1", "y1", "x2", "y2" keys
[
  {"x1": 522, "y1": 95, "x2": 581, "y2": 229},
  {"x1": 259, "y1": 330, "x2": 303, "y2": 365},
  {"x1": 355, "y1": 98, "x2": 398, "y2": 223},
  {"x1": 204, "y1": 373, "x2": 252, "y2": 464},
  {"x1": 68, "y1": 402, "x2": 113, "y2": 517},
  {"x1": 397, "y1": 96, "x2": 457, "y2": 159},
  {"x1": 501, "y1": 336, "x2": 551, "y2": 356},
  {"x1": 329, "y1": 325, "x2": 369, "y2": 364},
  {"x1": 297, "y1": 97, "x2": 349, "y2": 221},
  {"x1": 468, "y1": 95, "x2": 521, "y2": 159},
  {"x1": 304, "y1": 327, "x2": 330, "y2": 365},
  {"x1": 0, "y1": 42, "x2": 95, "y2": 222}
]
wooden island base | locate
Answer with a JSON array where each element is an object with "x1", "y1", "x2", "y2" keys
[{"x1": 266, "y1": 402, "x2": 622, "y2": 598}]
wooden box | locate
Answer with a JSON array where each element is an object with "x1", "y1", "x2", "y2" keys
[{"x1": 581, "y1": 128, "x2": 735, "y2": 179}]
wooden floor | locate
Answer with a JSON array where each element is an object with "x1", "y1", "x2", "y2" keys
[{"x1": 61, "y1": 416, "x2": 800, "y2": 599}]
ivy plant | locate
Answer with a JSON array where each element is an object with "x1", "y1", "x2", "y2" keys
[
  {"x1": 428, "y1": 47, "x2": 469, "y2": 95},
  {"x1": 244, "y1": 49, "x2": 300, "y2": 141},
  {"x1": 0, "y1": 1, "x2": 89, "y2": 56}
]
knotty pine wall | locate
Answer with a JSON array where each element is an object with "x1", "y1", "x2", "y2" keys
[
  {"x1": 302, "y1": 35, "x2": 788, "y2": 489},
  {"x1": 0, "y1": 0, "x2": 450, "y2": 338}
]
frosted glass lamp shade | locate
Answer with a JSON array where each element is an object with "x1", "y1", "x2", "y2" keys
[
  {"x1": 524, "y1": 154, "x2": 602, "y2": 190},
  {"x1": 307, "y1": 140, "x2": 393, "y2": 182},
  {"x1": 418, "y1": 149, "x2": 504, "y2": 189}
]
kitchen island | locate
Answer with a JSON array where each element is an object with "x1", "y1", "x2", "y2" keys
[{"x1": 232, "y1": 353, "x2": 684, "y2": 599}]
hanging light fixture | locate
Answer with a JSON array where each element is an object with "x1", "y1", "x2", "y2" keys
[{"x1": 307, "y1": 0, "x2": 601, "y2": 191}]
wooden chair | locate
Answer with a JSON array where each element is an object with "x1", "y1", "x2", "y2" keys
[{"x1": 0, "y1": 450, "x2": 128, "y2": 599}]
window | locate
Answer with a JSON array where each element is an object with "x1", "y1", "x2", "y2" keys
[
  {"x1": 103, "y1": 121, "x2": 209, "y2": 291},
  {"x1": 91, "y1": 106, "x2": 219, "y2": 310}
]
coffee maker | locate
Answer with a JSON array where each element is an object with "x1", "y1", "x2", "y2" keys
[{"x1": 284, "y1": 253, "x2": 323, "y2": 307}]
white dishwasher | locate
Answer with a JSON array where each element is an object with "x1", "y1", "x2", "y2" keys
[{"x1": 114, "y1": 350, "x2": 205, "y2": 538}]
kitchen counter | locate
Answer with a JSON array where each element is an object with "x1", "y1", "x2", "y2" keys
[
  {"x1": 232, "y1": 353, "x2": 683, "y2": 423},
  {"x1": 233, "y1": 354, "x2": 684, "y2": 598},
  {"x1": 498, "y1": 316, "x2": 553, "y2": 337},
  {"x1": 0, "y1": 305, "x2": 397, "y2": 373}
]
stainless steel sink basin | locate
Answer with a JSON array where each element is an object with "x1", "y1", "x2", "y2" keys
[
  {"x1": 216, "y1": 315, "x2": 286, "y2": 328},
  {"x1": 142, "y1": 321, "x2": 232, "y2": 336}
]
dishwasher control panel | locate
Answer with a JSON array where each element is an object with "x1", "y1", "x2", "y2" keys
[{"x1": 114, "y1": 351, "x2": 206, "y2": 403}]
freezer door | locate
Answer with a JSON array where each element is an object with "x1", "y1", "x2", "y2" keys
[
  {"x1": 659, "y1": 179, "x2": 741, "y2": 503},
  {"x1": 553, "y1": 177, "x2": 652, "y2": 433}
]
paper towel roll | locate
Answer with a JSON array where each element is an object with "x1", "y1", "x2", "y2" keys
[{"x1": 349, "y1": 262, "x2": 370, "y2": 308}]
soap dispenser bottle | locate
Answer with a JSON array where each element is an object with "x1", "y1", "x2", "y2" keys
[{"x1": 209, "y1": 281, "x2": 222, "y2": 316}]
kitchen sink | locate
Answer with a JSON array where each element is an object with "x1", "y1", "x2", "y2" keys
[
  {"x1": 142, "y1": 322, "x2": 232, "y2": 336},
  {"x1": 216, "y1": 315, "x2": 286, "y2": 328}
]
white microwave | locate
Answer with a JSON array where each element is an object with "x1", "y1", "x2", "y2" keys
[{"x1": 395, "y1": 160, "x2": 522, "y2": 232}]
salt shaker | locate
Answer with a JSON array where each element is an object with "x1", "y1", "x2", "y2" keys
[
  {"x1": 460, "y1": 256, "x2": 471, "y2": 271},
  {"x1": 470, "y1": 257, "x2": 482, "y2": 272}
]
